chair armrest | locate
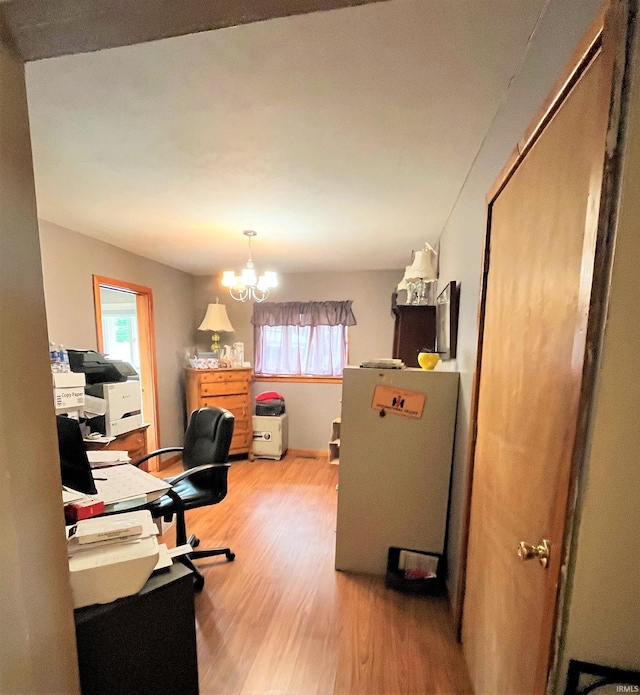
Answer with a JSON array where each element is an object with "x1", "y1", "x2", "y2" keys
[
  {"x1": 168, "y1": 463, "x2": 231, "y2": 486},
  {"x1": 132, "y1": 447, "x2": 184, "y2": 468},
  {"x1": 164, "y1": 487, "x2": 186, "y2": 511}
]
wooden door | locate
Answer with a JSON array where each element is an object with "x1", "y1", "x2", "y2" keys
[{"x1": 461, "y1": 7, "x2": 626, "y2": 693}]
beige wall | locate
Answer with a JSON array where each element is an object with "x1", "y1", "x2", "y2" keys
[
  {"x1": 194, "y1": 269, "x2": 400, "y2": 449},
  {"x1": 435, "y1": 0, "x2": 602, "y2": 611},
  {"x1": 39, "y1": 219, "x2": 196, "y2": 447},
  {"x1": 0, "y1": 34, "x2": 80, "y2": 694},
  {"x1": 555, "y1": 20, "x2": 640, "y2": 688}
]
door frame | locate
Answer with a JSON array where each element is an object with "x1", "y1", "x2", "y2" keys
[
  {"x1": 454, "y1": 0, "x2": 635, "y2": 683},
  {"x1": 93, "y1": 275, "x2": 161, "y2": 456}
]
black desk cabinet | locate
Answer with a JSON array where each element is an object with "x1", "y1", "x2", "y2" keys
[{"x1": 74, "y1": 563, "x2": 199, "y2": 695}]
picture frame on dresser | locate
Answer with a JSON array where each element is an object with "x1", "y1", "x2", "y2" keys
[{"x1": 436, "y1": 281, "x2": 459, "y2": 361}]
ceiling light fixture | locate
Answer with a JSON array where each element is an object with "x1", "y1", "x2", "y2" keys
[{"x1": 221, "y1": 230, "x2": 278, "y2": 303}]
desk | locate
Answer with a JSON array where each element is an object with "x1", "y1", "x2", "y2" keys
[
  {"x1": 74, "y1": 563, "x2": 198, "y2": 695},
  {"x1": 85, "y1": 424, "x2": 149, "y2": 467}
]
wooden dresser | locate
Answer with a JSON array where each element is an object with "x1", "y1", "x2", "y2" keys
[{"x1": 185, "y1": 367, "x2": 252, "y2": 456}]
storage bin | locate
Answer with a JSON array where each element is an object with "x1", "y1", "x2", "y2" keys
[{"x1": 385, "y1": 546, "x2": 445, "y2": 595}]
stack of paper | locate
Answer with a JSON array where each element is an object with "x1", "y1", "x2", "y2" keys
[
  {"x1": 82, "y1": 434, "x2": 115, "y2": 444},
  {"x1": 90, "y1": 464, "x2": 170, "y2": 506},
  {"x1": 87, "y1": 450, "x2": 131, "y2": 467},
  {"x1": 360, "y1": 358, "x2": 406, "y2": 369},
  {"x1": 62, "y1": 487, "x2": 87, "y2": 505},
  {"x1": 66, "y1": 510, "x2": 162, "y2": 608},
  {"x1": 66, "y1": 511, "x2": 158, "y2": 556}
]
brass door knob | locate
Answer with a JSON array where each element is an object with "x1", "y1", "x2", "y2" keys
[{"x1": 517, "y1": 539, "x2": 550, "y2": 568}]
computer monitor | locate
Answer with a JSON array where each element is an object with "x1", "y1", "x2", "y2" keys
[{"x1": 56, "y1": 415, "x2": 98, "y2": 495}]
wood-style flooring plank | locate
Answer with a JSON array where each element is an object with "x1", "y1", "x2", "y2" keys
[{"x1": 159, "y1": 455, "x2": 472, "y2": 695}]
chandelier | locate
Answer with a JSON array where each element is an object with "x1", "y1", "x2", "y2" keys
[{"x1": 221, "y1": 230, "x2": 278, "y2": 303}]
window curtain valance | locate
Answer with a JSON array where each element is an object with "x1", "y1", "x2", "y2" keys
[{"x1": 251, "y1": 301, "x2": 357, "y2": 327}]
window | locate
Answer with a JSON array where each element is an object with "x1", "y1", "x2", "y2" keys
[
  {"x1": 100, "y1": 288, "x2": 141, "y2": 372},
  {"x1": 253, "y1": 301, "x2": 356, "y2": 378}
]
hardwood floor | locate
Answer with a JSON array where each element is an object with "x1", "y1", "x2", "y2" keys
[{"x1": 161, "y1": 454, "x2": 472, "y2": 695}]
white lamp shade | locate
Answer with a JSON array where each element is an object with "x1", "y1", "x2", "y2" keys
[
  {"x1": 221, "y1": 271, "x2": 236, "y2": 288},
  {"x1": 198, "y1": 303, "x2": 235, "y2": 332},
  {"x1": 263, "y1": 271, "x2": 278, "y2": 288},
  {"x1": 405, "y1": 250, "x2": 437, "y2": 281},
  {"x1": 398, "y1": 265, "x2": 412, "y2": 290},
  {"x1": 241, "y1": 267, "x2": 257, "y2": 287}
]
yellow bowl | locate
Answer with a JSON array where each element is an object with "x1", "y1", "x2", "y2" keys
[{"x1": 418, "y1": 352, "x2": 440, "y2": 370}]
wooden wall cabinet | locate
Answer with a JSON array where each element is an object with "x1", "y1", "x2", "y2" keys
[
  {"x1": 392, "y1": 304, "x2": 436, "y2": 368},
  {"x1": 185, "y1": 367, "x2": 252, "y2": 456}
]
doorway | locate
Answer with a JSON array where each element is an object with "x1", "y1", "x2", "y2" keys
[{"x1": 93, "y1": 275, "x2": 160, "y2": 457}]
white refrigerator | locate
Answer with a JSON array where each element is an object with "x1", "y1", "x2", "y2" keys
[{"x1": 335, "y1": 366, "x2": 459, "y2": 575}]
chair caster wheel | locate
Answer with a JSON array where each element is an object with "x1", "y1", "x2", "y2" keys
[
  {"x1": 226, "y1": 552, "x2": 236, "y2": 562},
  {"x1": 191, "y1": 537, "x2": 200, "y2": 548},
  {"x1": 193, "y1": 576, "x2": 205, "y2": 592}
]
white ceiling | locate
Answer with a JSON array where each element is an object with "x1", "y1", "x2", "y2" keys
[{"x1": 25, "y1": 0, "x2": 545, "y2": 275}]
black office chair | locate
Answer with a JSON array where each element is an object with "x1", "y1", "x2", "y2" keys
[{"x1": 133, "y1": 406, "x2": 236, "y2": 591}]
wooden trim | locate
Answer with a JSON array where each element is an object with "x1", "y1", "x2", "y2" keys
[
  {"x1": 255, "y1": 375, "x2": 342, "y2": 384},
  {"x1": 486, "y1": 2, "x2": 608, "y2": 203},
  {"x1": 92, "y1": 275, "x2": 161, "y2": 457},
  {"x1": 288, "y1": 449, "x2": 328, "y2": 459},
  {"x1": 453, "y1": 203, "x2": 493, "y2": 639},
  {"x1": 93, "y1": 274, "x2": 157, "y2": 296},
  {"x1": 136, "y1": 292, "x2": 161, "y2": 453},
  {"x1": 518, "y1": 1, "x2": 609, "y2": 156},
  {"x1": 485, "y1": 145, "x2": 520, "y2": 206},
  {"x1": 92, "y1": 275, "x2": 105, "y2": 353},
  {"x1": 158, "y1": 453, "x2": 181, "y2": 471}
]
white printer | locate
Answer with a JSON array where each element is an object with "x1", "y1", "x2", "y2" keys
[
  {"x1": 86, "y1": 380, "x2": 143, "y2": 436},
  {"x1": 68, "y1": 349, "x2": 143, "y2": 437}
]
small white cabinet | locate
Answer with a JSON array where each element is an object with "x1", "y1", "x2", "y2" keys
[{"x1": 252, "y1": 414, "x2": 289, "y2": 460}]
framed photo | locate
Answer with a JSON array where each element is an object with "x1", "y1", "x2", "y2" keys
[
  {"x1": 565, "y1": 659, "x2": 640, "y2": 694},
  {"x1": 436, "y1": 281, "x2": 459, "y2": 360}
]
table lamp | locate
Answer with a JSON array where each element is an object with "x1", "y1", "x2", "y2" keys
[{"x1": 198, "y1": 301, "x2": 235, "y2": 357}]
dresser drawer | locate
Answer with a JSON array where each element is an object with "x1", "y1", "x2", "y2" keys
[
  {"x1": 202, "y1": 395, "x2": 250, "y2": 422},
  {"x1": 201, "y1": 380, "x2": 249, "y2": 397},
  {"x1": 199, "y1": 370, "x2": 251, "y2": 385},
  {"x1": 230, "y1": 431, "x2": 252, "y2": 454}
]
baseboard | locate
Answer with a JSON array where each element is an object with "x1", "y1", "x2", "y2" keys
[
  {"x1": 288, "y1": 448, "x2": 328, "y2": 459},
  {"x1": 158, "y1": 453, "x2": 182, "y2": 470}
]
